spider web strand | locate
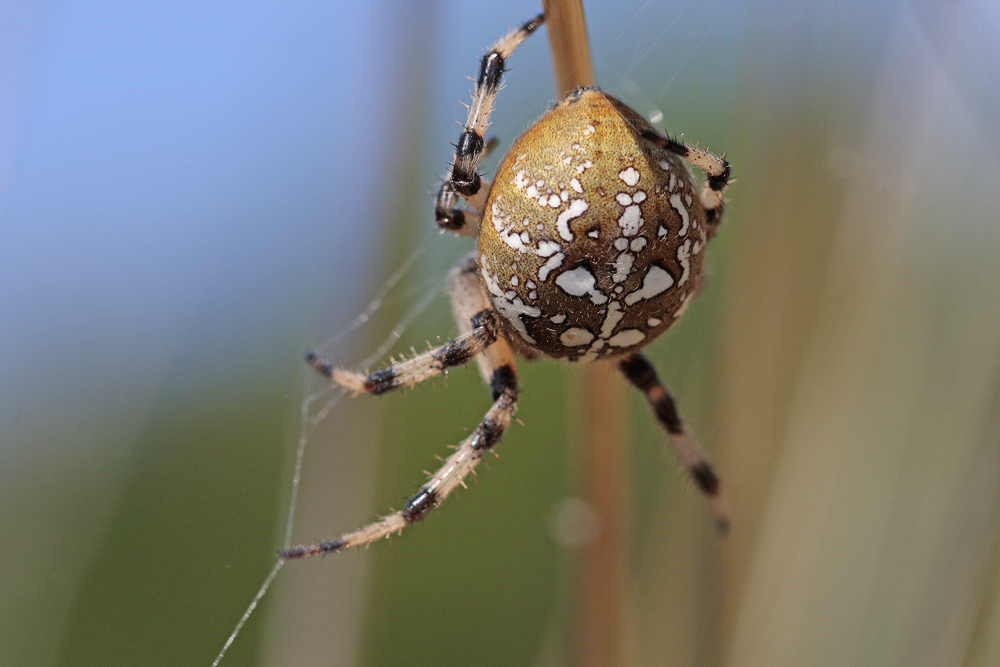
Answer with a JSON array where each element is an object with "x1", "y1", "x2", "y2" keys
[{"x1": 211, "y1": 559, "x2": 285, "y2": 667}]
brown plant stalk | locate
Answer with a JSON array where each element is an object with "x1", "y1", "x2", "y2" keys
[{"x1": 541, "y1": 1, "x2": 631, "y2": 665}]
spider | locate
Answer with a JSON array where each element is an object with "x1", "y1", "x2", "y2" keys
[{"x1": 282, "y1": 12, "x2": 731, "y2": 560}]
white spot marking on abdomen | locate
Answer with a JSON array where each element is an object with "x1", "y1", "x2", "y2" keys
[
  {"x1": 481, "y1": 261, "x2": 541, "y2": 344},
  {"x1": 538, "y1": 252, "x2": 565, "y2": 281},
  {"x1": 608, "y1": 329, "x2": 645, "y2": 347},
  {"x1": 677, "y1": 240, "x2": 692, "y2": 286},
  {"x1": 618, "y1": 167, "x2": 640, "y2": 186},
  {"x1": 670, "y1": 193, "x2": 690, "y2": 235},
  {"x1": 624, "y1": 265, "x2": 675, "y2": 305},
  {"x1": 554, "y1": 266, "x2": 608, "y2": 305},
  {"x1": 560, "y1": 328, "x2": 595, "y2": 346},
  {"x1": 555, "y1": 199, "x2": 589, "y2": 241},
  {"x1": 598, "y1": 301, "x2": 624, "y2": 338},
  {"x1": 618, "y1": 206, "x2": 643, "y2": 236},
  {"x1": 613, "y1": 253, "x2": 634, "y2": 282}
]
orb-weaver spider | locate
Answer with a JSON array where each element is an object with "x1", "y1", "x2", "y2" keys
[{"x1": 283, "y1": 11, "x2": 731, "y2": 560}]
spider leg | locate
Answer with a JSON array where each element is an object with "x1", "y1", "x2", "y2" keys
[
  {"x1": 446, "y1": 253, "x2": 505, "y2": 383},
  {"x1": 306, "y1": 307, "x2": 499, "y2": 395},
  {"x1": 639, "y1": 129, "x2": 731, "y2": 238},
  {"x1": 435, "y1": 13, "x2": 545, "y2": 236},
  {"x1": 307, "y1": 255, "x2": 499, "y2": 394},
  {"x1": 283, "y1": 259, "x2": 519, "y2": 559},
  {"x1": 618, "y1": 352, "x2": 730, "y2": 533},
  {"x1": 434, "y1": 177, "x2": 492, "y2": 238}
]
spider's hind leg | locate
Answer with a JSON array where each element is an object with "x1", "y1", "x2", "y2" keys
[
  {"x1": 283, "y1": 255, "x2": 519, "y2": 558},
  {"x1": 308, "y1": 254, "x2": 502, "y2": 394},
  {"x1": 640, "y1": 129, "x2": 731, "y2": 239},
  {"x1": 618, "y1": 352, "x2": 730, "y2": 533},
  {"x1": 308, "y1": 309, "x2": 499, "y2": 396}
]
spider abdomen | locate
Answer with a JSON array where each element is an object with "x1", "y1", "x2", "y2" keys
[{"x1": 478, "y1": 88, "x2": 710, "y2": 362}]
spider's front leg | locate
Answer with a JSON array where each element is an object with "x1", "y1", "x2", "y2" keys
[
  {"x1": 619, "y1": 352, "x2": 730, "y2": 533},
  {"x1": 283, "y1": 258, "x2": 519, "y2": 558},
  {"x1": 435, "y1": 13, "x2": 545, "y2": 237}
]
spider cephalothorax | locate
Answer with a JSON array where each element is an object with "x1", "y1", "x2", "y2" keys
[{"x1": 283, "y1": 12, "x2": 731, "y2": 560}]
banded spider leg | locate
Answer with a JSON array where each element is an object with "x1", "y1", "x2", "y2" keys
[{"x1": 282, "y1": 257, "x2": 518, "y2": 558}]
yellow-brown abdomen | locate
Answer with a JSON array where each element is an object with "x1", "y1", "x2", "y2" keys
[{"x1": 478, "y1": 88, "x2": 709, "y2": 362}]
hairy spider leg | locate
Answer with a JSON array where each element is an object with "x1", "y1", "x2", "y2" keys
[
  {"x1": 306, "y1": 307, "x2": 499, "y2": 396},
  {"x1": 447, "y1": 254, "x2": 507, "y2": 383},
  {"x1": 640, "y1": 128, "x2": 731, "y2": 236},
  {"x1": 618, "y1": 352, "x2": 730, "y2": 533},
  {"x1": 435, "y1": 178, "x2": 493, "y2": 238},
  {"x1": 283, "y1": 259, "x2": 519, "y2": 558},
  {"x1": 435, "y1": 13, "x2": 546, "y2": 236}
]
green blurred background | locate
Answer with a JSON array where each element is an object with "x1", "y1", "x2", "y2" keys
[{"x1": 3, "y1": 0, "x2": 1000, "y2": 665}]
